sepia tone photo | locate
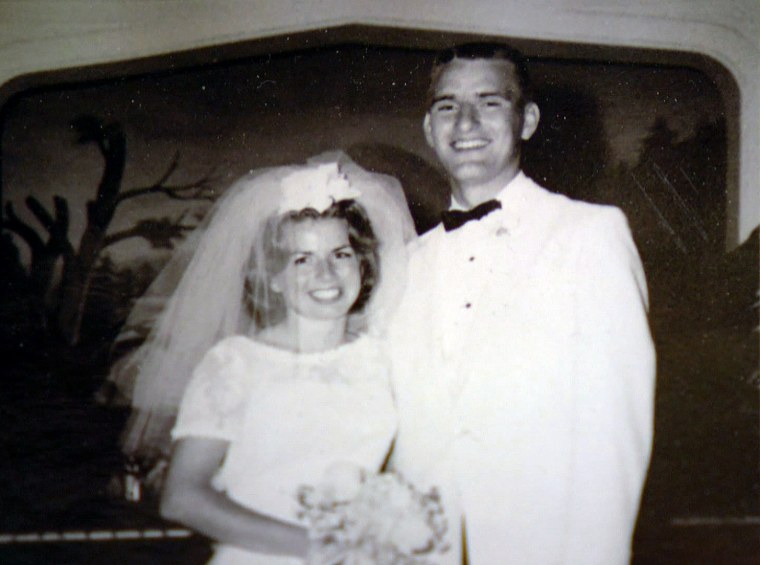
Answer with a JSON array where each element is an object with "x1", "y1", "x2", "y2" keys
[{"x1": 1, "y1": 3, "x2": 758, "y2": 564}]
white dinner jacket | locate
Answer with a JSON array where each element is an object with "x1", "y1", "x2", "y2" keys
[{"x1": 389, "y1": 173, "x2": 656, "y2": 565}]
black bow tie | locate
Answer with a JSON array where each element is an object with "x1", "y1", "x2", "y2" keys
[{"x1": 441, "y1": 199, "x2": 502, "y2": 231}]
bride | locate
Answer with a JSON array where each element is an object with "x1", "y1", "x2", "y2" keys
[{"x1": 112, "y1": 157, "x2": 415, "y2": 563}]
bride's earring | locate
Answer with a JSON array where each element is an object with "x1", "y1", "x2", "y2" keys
[{"x1": 269, "y1": 271, "x2": 284, "y2": 294}]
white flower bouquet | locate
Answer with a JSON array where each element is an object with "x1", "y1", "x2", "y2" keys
[{"x1": 297, "y1": 463, "x2": 450, "y2": 565}]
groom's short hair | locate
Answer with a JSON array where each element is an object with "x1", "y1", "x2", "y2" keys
[{"x1": 427, "y1": 42, "x2": 534, "y2": 110}]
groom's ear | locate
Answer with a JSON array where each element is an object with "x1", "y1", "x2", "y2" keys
[
  {"x1": 520, "y1": 102, "x2": 540, "y2": 141},
  {"x1": 423, "y1": 113, "x2": 435, "y2": 148}
]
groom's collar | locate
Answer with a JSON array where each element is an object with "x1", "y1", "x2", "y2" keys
[{"x1": 448, "y1": 171, "x2": 529, "y2": 211}]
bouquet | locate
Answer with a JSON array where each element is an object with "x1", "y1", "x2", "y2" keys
[{"x1": 297, "y1": 463, "x2": 450, "y2": 565}]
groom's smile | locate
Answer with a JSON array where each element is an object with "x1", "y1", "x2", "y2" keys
[{"x1": 451, "y1": 138, "x2": 490, "y2": 151}]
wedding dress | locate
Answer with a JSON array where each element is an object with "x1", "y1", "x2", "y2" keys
[{"x1": 174, "y1": 335, "x2": 395, "y2": 564}]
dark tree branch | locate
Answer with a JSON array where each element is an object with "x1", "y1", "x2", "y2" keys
[
  {"x1": 102, "y1": 227, "x2": 143, "y2": 248},
  {"x1": 153, "y1": 151, "x2": 181, "y2": 186},
  {"x1": 50, "y1": 197, "x2": 75, "y2": 257},
  {"x1": 71, "y1": 115, "x2": 127, "y2": 230},
  {"x1": 4, "y1": 202, "x2": 45, "y2": 252},
  {"x1": 117, "y1": 158, "x2": 218, "y2": 203},
  {"x1": 71, "y1": 115, "x2": 105, "y2": 145},
  {"x1": 52, "y1": 196, "x2": 71, "y2": 236},
  {"x1": 25, "y1": 196, "x2": 56, "y2": 231},
  {"x1": 20, "y1": 195, "x2": 75, "y2": 257},
  {"x1": 103, "y1": 216, "x2": 195, "y2": 249}
]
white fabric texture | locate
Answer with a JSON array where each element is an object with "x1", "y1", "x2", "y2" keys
[
  {"x1": 110, "y1": 154, "x2": 415, "y2": 459},
  {"x1": 173, "y1": 334, "x2": 396, "y2": 564},
  {"x1": 389, "y1": 173, "x2": 656, "y2": 565}
]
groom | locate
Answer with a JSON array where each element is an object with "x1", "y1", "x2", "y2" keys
[{"x1": 389, "y1": 43, "x2": 656, "y2": 564}]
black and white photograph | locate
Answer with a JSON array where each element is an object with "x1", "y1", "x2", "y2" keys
[{"x1": 1, "y1": 2, "x2": 758, "y2": 564}]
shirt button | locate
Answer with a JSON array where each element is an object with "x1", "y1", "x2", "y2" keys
[{"x1": 454, "y1": 425, "x2": 474, "y2": 437}]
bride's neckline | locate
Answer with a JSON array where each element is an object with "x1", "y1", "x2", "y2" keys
[{"x1": 243, "y1": 330, "x2": 365, "y2": 357}]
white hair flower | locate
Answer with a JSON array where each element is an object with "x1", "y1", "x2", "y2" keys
[{"x1": 278, "y1": 163, "x2": 361, "y2": 214}]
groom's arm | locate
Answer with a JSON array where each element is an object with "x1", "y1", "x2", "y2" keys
[{"x1": 566, "y1": 207, "x2": 656, "y2": 564}]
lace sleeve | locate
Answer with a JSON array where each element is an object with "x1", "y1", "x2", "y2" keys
[{"x1": 171, "y1": 337, "x2": 251, "y2": 442}]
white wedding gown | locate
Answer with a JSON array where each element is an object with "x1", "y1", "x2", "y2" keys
[{"x1": 172, "y1": 334, "x2": 396, "y2": 564}]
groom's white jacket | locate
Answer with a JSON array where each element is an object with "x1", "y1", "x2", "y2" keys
[{"x1": 388, "y1": 172, "x2": 656, "y2": 565}]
